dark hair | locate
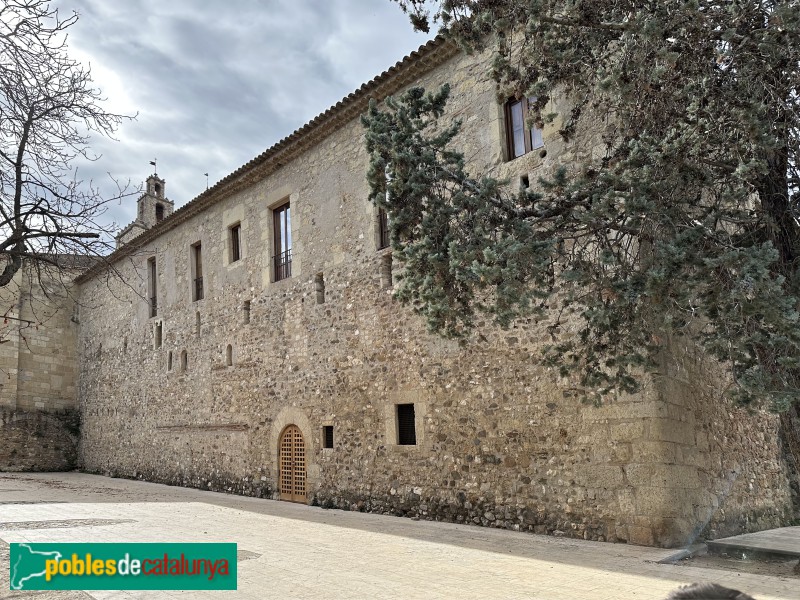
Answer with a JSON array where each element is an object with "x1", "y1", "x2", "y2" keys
[{"x1": 665, "y1": 583, "x2": 756, "y2": 600}]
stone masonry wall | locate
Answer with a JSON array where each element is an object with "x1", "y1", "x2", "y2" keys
[
  {"x1": 0, "y1": 407, "x2": 79, "y2": 471},
  {"x1": 0, "y1": 263, "x2": 81, "y2": 471},
  {"x1": 76, "y1": 46, "x2": 794, "y2": 547}
]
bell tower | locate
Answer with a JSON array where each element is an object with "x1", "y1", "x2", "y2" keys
[
  {"x1": 137, "y1": 174, "x2": 174, "y2": 228},
  {"x1": 116, "y1": 173, "x2": 176, "y2": 247}
]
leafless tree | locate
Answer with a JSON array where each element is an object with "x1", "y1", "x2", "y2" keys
[{"x1": 0, "y1": 0, "x2": 134, "y2": 288}]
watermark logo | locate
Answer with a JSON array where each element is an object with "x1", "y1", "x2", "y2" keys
[{"x1": 9, "y1": 543, "x2": 237, "y2": 590}]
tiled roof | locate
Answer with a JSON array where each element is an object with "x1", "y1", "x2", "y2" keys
[{"x1": 76, "y1": 35, "x2": 458, "y2": 284}]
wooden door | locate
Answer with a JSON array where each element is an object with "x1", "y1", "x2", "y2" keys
[{"x1": 279, "y1": 425, "x2": 306, "y2": 503}]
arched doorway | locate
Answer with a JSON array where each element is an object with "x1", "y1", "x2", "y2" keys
[{"x1": 278, "y1": 424, "x2": 307, "y2": 503}]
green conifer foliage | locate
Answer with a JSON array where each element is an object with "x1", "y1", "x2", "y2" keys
[{"x1": 364, "y1": 1, "x2": 800, "y2": 410}]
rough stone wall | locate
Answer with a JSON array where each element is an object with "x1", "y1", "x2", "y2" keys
[
  {"x1": 652, "y1": 339, "x2": 794, "y2": 544},
  {"x1": 0, "y1": 263, "x2": 80, "y2": 471},
  {"x1": 76, "y1": 47, "x2": 794, "y2": 547},
  {"x1": 0, "y1": 407, "x2": 79, "y2": 471}
]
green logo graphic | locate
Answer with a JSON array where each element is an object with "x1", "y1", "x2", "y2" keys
[{"x1": 9, "y1": 543, "x2": 237, "y2": 590}]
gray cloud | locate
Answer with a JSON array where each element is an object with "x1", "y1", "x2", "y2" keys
[{"x1": 58, "y1": 0, "x2": 435, "y2": 241}]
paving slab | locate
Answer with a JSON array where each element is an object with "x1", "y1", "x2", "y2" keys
[
  {"x1": 0, "y1": 473, "x2": 797, "y2": 600},
  {"x1": 707, "y1": 527, "x2": 800, "y2": 559}
]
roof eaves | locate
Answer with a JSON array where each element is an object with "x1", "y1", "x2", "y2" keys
[{"x1": 76, "y1": 35, "x2": 458, "y2": 285}]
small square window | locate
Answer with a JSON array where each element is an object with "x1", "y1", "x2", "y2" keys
[
  {"x1": 396, "y1": 404, "x2": 416, "y2": 446},
  {"x1": 323, "y1": 425, "x2": 334, "y2": 449},
  {"x1": 230, "y1": 223, "x2": 241, "y2": 263}
]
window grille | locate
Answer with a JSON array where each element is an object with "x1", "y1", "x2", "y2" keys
[{"x1": 273, "y1": 202, "x2": 292, "y2": 281}]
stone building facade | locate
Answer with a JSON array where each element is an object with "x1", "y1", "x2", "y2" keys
[
  {"x1": 0, "y1": 260, "x2": 82, "y2": 471},
  {"x1": 62, "y1": 39, "x2": 797, "y2": 547}
]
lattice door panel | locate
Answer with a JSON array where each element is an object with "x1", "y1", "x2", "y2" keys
[{"x1": 279, "y1": 425, "x2": 306, "y2": 503}]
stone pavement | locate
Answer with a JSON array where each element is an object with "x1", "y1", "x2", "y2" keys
[
  {"x1": 0, "y1": 473, "x2": 796, "y2": 600},
  {"x1": 707, "y1": 527, "x2": 800, "y2": 559}
]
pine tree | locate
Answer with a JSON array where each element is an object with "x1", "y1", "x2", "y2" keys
[{"x1": 363, "y1": 1, "x2": 800, "y2": 410}]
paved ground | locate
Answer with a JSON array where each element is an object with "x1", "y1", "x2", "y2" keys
[
  {"x1": 707, "y1": 527, "x2": 800, "y2": 559},
  {"x1": 0, "y1": 473, "x2": 797, "y2": 600}
]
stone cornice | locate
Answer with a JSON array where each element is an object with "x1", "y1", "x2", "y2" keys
[{"x1": 77, "y1": 36, "x2": 459, "y2": 285}]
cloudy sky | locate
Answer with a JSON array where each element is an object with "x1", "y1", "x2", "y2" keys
[{"x1": 62, "y1": 0, "x2": 436, "y2": 237}]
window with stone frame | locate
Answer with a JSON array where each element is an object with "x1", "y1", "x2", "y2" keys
[
  {"x1": 192, "y1": 242, "x2": 204, "y2": 301},
  {"x1": 272, "y1": 201, "x2": 292, "y2": 281},
  {"x1": 505, "y1": 96, "x2": 544, "y2": 159},
  {"x1": 154, "y1": 321, "x2": 162, "y2": 350},
  {"x1": 147, "y1": 257, "x2": 157, "y2": 317},
  {"x1": 229, "y1": 223, "x2": 241, "y2": 263},
  {"x1": 378, "y1": 163, "x2": 392, "y2": 251},
  {"x1": 396, "y1": 403, "x2": 417, "y2": 445},
  {"x1": 377, "y1": 208, "x2": 390, "y2": 250}
]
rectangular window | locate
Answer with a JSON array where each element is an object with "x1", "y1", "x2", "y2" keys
[
  {"x1": 230, "y1": 223, "x2": 241, "y2": 263},
  {"x1": 192, "y1": 242, "x2": 204, "y2": 301},
  {"x1": 396, "y1": 403, "x2": 416, "y2": 446},
  {"x1": 147, "y1": 257, "x2": 157, "y2": 317},
  {"x1": 273, "y1": 201, "x2": 292, "y2": 281},
  {"x1": 505, "y1": 97, "x2": 544, "y2": 159},
  {"x1": 380, "y1": 253, "x2": 393, "y2": 289},
  {"x1": 377, "y1": 208, "x2": 390, "y2": 250},
  {"x1": 315, "y1": 272, "x2": 325, "y2": 304},
  {"x1": 323, "y1": 425, "x2": 334, "y2": 449}
]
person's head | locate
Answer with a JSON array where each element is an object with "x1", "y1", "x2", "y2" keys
[{"x1": 665, "y1": 583, "x2": 756, "y2": 600}]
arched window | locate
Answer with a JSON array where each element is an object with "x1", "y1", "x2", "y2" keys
[
  {"x1": 167, "y1": 351, "x2": 173, "y2": 371},
  {"x1": 180, "y1": 350, "x2": 188, "y2": 372},
  {"x1": 226, "y1": 344, "x2": 233, "y2": 367}
]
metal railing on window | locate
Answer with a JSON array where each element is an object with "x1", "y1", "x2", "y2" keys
[
  {"x1": 194, "y1": 277, "x2": 204, "y2": 301},
  {"x1": 273, "y1": 249, "x2": 292, "y2": 281},
  {"x1": 149, "y1": 297, "x2": 158, "y2": 318}
]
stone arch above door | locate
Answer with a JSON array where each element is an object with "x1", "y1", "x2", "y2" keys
[
  {"x1": 278, "y1": 424, "x2": 306, "y2": 502},
  {"x1": 269, "y1": 406, "x2": 318, "y2": 503}
]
